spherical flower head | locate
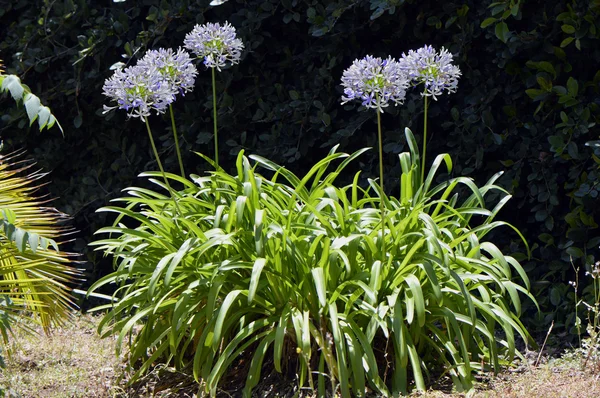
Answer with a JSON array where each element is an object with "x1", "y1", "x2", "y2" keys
[
  {"x1": 398, "y1": 45, "x2": 461, "y2": 100},
  {"x1": 138, "y1": 48, "x2": 198, "y2": 96},
  {"x1": 341, "y1": 55, "x2": 409, "y2": 113},
  {"x1": 102, "y1": 64, "x2": 178, "y2": 120},
  {"x1": 183, "y1": 21, "x2": 244, "y2": 71}
]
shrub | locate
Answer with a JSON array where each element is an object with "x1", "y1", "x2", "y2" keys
[{"x1": 90, "y1": 126, "x2": 534, "y2": 395}]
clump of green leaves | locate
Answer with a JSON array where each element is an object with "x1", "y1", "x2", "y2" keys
[
  {"x1": 0, "y1": 72, "x2": 63, "y2": 134},
  {"x1": 90, "y1": 128, "x2": 534, "y2": 396}
]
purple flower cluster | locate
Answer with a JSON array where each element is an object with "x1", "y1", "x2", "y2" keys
[
  {"x1": 398, "y1": 45, "x2": 461, "y2": 100},
  {"x1": 103, "y1": 48, "x2": 197, "y2": 120},
  {"x1": 103, "y1": 21, "x2": 245, "y2": 120},
  {"x1": 138, "y1": 48, "x2": 198, "y2": 95},
  {"x1": 341, "y1": 46, "x2": 461, "y2": 110},
  {"x1": 341, "y1": 56, "x2": 410, "y2": 113},
  {"x1": 184, "y1": 22, "x2": 244, "y2": 71},
  {"x1": 103, "y1": 65, "x2": 175, "y2": 120}
]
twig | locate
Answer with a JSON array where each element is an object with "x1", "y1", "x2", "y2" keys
[{"x1": 535, "y1": 320, "x2": 554, "y2": 367}]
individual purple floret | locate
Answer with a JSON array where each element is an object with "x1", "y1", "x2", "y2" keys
[
  {"x1": 102, "y1": 64, "x2": 178, "y2": 120},
  {"x1": 138, "y1": 48, "x2": 198, "y2": 96},
  {"x1": 398, "y1": 45, "x2": 461, "y2": 100},
  {"x1": 341, "y1": 55, "x2": 410, "y2": 113},
  {"x1": 183, "y1": 21, "x2": 244, "y2": 71}
]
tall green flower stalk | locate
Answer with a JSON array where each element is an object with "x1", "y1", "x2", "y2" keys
[
  {"x1": 102, "y1": 48, "x2": 198, "y2": 212},
  {"x1": 136, "y1": 48, "x2": 199, "y2": 179},
  {"x1": 211, "y1": 68, "x2": 219, "y2": 168},
  {"x1": 375, "y1": 102, "x2": 385, "y2": 253},
  {"x1": 169, "y1": 104, "x2": 185, "y2": 177},
  {"x1": 184, "y1": 21, "x2": 245, "y2": 171},
  {"x1": 421, "y1": 94, "x2": 428, "y2": 183},
  {"x1": 398, "y1": 45, "x2": 461, "y2": 183},
  {"x1": 145, "y1": 119, "x2": 182, "y2": 214},
  {"x1": 341, "y1": 55, "x2": 409, "y2": 256}
]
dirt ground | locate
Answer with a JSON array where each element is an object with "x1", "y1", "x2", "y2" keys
[{"x1": 0, "y1": 314, "x2": 598, "y2": 397}]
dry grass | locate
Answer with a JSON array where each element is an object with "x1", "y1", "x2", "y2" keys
[
  {"x1": 414, "y1": 351, "x2": 600, "y2": 398},
  {"x1": 0, "y1": 314, "x2": 125, "y2": 398},
  {"x1": 0, "y1": 314, "x2": 599, "y2": 397},
  {"x1": 414, "y1": 366, "x2": 600, "y2": 398},
  {"x1": 480, "y1": 366, "x2": 600, "y2": 397}
]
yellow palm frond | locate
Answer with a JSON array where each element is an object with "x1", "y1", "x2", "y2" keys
[{"x1": 0, "y1": 151, "x2": 83, "y2": 335}]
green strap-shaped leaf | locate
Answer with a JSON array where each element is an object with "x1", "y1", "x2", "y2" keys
[
  {"x1": 243, "y1": 331, "x2": 275, "y2": 397},
  {"x1": 311, "y1": 267, "x2": 327, "y2": 307},
  {"x1": 329, "y1": 303, "x2": 350, "y2": 398},
  {"x1": 213, "y1": 289, "x2": 244, "y2": 348},
  {"x1": 248, "y1": 258, "x2": 267, "y2": 304},
  {"x1": 405, "y1": 274, "x2": 426, "y2": 328},
  {"x1": 273, "y1": 304, "x2": 291, "y2": 373}
]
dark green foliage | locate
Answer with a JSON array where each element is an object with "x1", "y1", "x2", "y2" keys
[{"x1": 1, "y1": 0, "x2": 599, "y2": 334}]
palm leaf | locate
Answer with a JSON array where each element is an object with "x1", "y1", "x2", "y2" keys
[{"x1": 0, "y1": 151, "x2": 81, "y2": 333}]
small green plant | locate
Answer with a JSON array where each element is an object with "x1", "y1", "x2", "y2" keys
[
  {"x1": 578, "y1": 259, "x2": 600, "y2": 372},
  {"x1": 583, "y1": 260, "x2": 600, "y2": 370}
]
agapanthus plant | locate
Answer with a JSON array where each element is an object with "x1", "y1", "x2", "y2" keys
[
  {"x1": 399, "y1": 45, "x2": 461, "y2": 181},
  {"x1": 184, "y1": 21, "x2": 244, "y2": 170},
  {"x1": 340, "y1": 55, "x2": 409, "y2": 254},
  {"x1": 103, "y1": 63, "x2": 181, "y2": 214},
  {"x1": 90, "y1": 35, "x2": 536, "y2": 396},
  {"x1": 138, "y1": 48, "x2": 198, "y2": 177}
]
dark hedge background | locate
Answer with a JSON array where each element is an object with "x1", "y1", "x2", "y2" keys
[{"x1": 1, "y1": 0, "x2": 599, "y2": 337}]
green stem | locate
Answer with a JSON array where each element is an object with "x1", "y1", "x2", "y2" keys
[
  {"x1": 169, "y1": 104, "x2": 185, "y2": 178},
  {"x1": 421, "y1": 94, "x2": 428, "y2": 185},
  {"x1": 212, "y1": 67, "x2": 219, "y2": 170},
  {"x1": 145, "y1": 118, "x2": 181, "y2": 215},
  {"x1": 376, "y1": 102, "x2": 386, "y2": 261}
]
